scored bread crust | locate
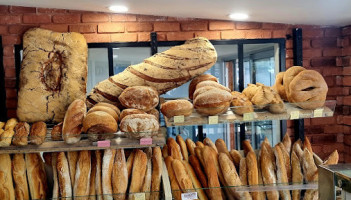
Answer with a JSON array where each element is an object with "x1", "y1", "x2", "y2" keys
[
  {"x1": 176, "y1": 135, "x2": 189, "y2": 161},
  {"x1": 118, "y1": 86, "x2": 159, "y2": 112},
  {"x1": 26, "y1": 153, "x2": 47, "y2": 200},
  {"x1": 120, "y1": 109, "x2": 146, "y2": 121},
  {"x1": 203, "y1": 137, "x2": 218, "y2": 153},
  {"x1": 73, "y1": 151, "x2": 91, "y2": 200},
  {"x1": 12, "y1": 154, "x2": 28, "y2": 200},
  {"x1": 229, "y1": 149, "x2": 242, "y2": 170},
  {"x1": 150, "y1": 147, "x2": 163, "y2": 200},
  {"x1": 13, "y1": 122, "x2": 30, "y2": 146},
  {"x1": 57, "y1": 152, "x2": 72, "y2": 199},
  {"x1": 183, "y1": 160, "x2": 208, "y2": 200},
  {"x1": 165, "y1": 156, "x2": 182, "y2": 200},
  {"x1": 215, "y1": 139, "x2": 233, "y2": 162},
  {"x1": 102, "y1": 149, "x2": 116, "y2": 200},
  {"x1": 129, "y1": 150, "x2": 147, "y2": 195},
  {"x1": 62, "y1": 99, "x2": 86, "y2": 144},
  {"x1": 291, "y1": 151, "x2": 303, "y2": 200},
  {"x1": 167, "y1": 138, "x2": 183, "y2": 160},
  {"x1": 260, "y1": 142, "x2": 279, "y2": 200},
  {"x1": 273, "y1": 145, "x2": 291, "y2": 200},
  {"x1": 67, "y1": 151, "x2": 79, "y2": 187},
  {"x1": 112, "y1": 149, "x2": 128, "y2": 200},
  {"x1": 161, "y1": 100, "x2": 194, "y2": 118},
  {"x1": 202, "y1": 146, "x2": 223, "y2": 200},
  {"x1": 189, "y1": 74, "x2": 218, "y2": 100},
  {"x1": 323, "y1": 150, "x2": 339, "y2": 165},
  {"x1": 186, "y1": 138, "x2": 196, "y2": 156}
]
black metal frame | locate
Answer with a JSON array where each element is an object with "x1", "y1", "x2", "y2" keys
[{"x1": 0, "y1": 36, "x2": 7, "y2": 121}]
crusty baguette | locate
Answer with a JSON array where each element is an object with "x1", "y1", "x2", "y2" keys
[
  {"x1": 112, "y1": 149, "x2": 128, "y2": 200},
  {"x1": 129, "y1": 150, "x2": 147, "y2": 199},
  {"x1": 95, "y1": 150, "x2": 103, "y2": 200},
  {"x1": 162, "y1": 144, "x2": 169, "y2": 158},
  {"x1": 57, "y1": 152, "x2": 72, "y2": 199},
  {"x1": 196, "y1": 141, "x2": 205, "y2": 148},
  {"x1": 203, "y1": 137, "x2": 218, "y2": 153},
  {"x1": 292, "y1": 140, "x2": 303, "y2": 159},
  {"x1": 202, "y1": 146, "x2": 223, "y2": 200},
  {"x1": 67, "y1": 151, "x2": 79, "y2": 187},
  {"x1": 186, "y1": 138, "x2": 196, "y2": 156},
  {"x1": 102, "y1": 149, "x2": 116, "y2": 200},
  {"x1": 215, "y1": 139, "x2": 233, "y2": 161},
  {"x1": 183, "y1": 160, "x2": 208, "y2": 200},
  {"x1": 189, "y1": 155, "x2": 208, "y2": 189},
  {"x1": 291, "y1": 151, "x2": 303, "y2": 200},
  {"x1": 282, "y1": 133, "x2": 292, "y2": 154},
  {"x1": 313, "y1": 153, "x2": 323, "y2": 166},
  {"x1": 176, "y1": 135, "x2": 188, "y2": 161},
  {"x1": 239, "y1": 158, "x2": 248, "y2": 186},
  {"x1": 303, "y1": 190, "x2": 318, "y2": 200},
  {"x1": 89, "y1": 152, "x2": 97, "y2": 200},
  {"x1": 323, "y1": 150, "x2": 339, "y2": 165},
  {"x1": 278, "y1": 142, "x2": 291, "y2": 183},
  {"x1": 51, "y1": 153, "x2": 59, "y2": 200},
  {"x1": 302, "y1": 149, "x2": 318, "y2": 182},
  {"x1": 26, "y1": 153, "x2": 47, "y2": 200},
  {"x1": 150, "y1": 147, "x2": 163, "y2": 200},
  {"x1": 243, "y1": 140, "x2": 254, "y2": 156},
  {"x1": 165, "y1": 156, "x2": 182, "y2": 200},
  {"x1": 246, "y1": 151, "x2": 260, "y2": 200},
  {"x1": 195, "y1": 147, "x2": 205, "y2": 167},
  {"x1": 257, "y1": 152, "x2": 266, "y2": 200},
  {"x1": 142, "y1": 148, "x2": 152, "y2": 200},
  {"x1": 274, "y1": 145, "x2": 291, "y2": 200},
  {"x1": 12, "y1": 154, "x2": 29, "y2": 200},
  {"x1": 230, "y1": 149, "x2": 242, "y2": 170},
  {"x1": 126, "y1": 150, "x2": 135, "y2": 180},
  {"x1": 260, "y1": 142, "x2": 279, "y2": 200},
  {"x1": 167, "y1": 137, "x2": 183, "y2": 160},
  {"x1": 73, "y1": 150, "x2": 92, "y2": 200},
  {"x1": 0, "y1": 154, "x2": 15, "y2": 200},
  {"x1": 172, "y1": 159, "x2": 194, "y2": 192},
  {"x1": 303, "y1": 136, "x2": 313, "y2": 153}
]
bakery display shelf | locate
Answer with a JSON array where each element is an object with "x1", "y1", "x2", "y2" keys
[
  {"x1": 0, "y1": 129, "x2": 166, "y2": 154},
  {"x1": 162, "y1": 98, "x2": 336, "y2": 127}
]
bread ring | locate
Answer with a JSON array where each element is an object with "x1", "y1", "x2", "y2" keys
[
  {"x1": 189, "y1": 74, "x2": 218, "y2": 100},
  {"x1": 273, "y1": 72, "x2": 287, "y2": 100},
  {"x1": 287, "y1": 70, "x2": 328, "y2": 109},
  {"x1": 283, "y1": 66, "x2": 305, "y2": 96}
]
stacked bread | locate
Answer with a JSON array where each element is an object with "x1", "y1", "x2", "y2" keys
[
  {"x1": 164, "y1": 135, "x2": 339, "y2": 200},
  {"x1": 273, "y1": 66, "x2": 328, "y2": 109}
]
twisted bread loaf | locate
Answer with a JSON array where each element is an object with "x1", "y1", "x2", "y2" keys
[{"x1": 87, "y1": 37, "x2": 217, "y2": 108}]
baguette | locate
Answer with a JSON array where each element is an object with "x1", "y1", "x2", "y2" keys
[
  {"x1": 129, "y1": 150, "x2": 147, "y2": 199},
  {"x1": 229, "y1": 149, "x2": 242, "y2": 170},
  {"x1": 102, "y1": 149, "x2": 116, "y2": 200},
  {"x1": 196, "y1": 141, "x2": 205, "y2": 148},
  {"x1": 13, "y1": 122, "x2": 30, "y2": 146},
  {"x1": 239, "y1": 158, "x2": 248, "y2": 186},
  {"x1": 202, "y1": 146, "x2": 223, "y2": 200},
  {"x1": 176, "y1": 135, "x2": 188, "y2": 161},
  {"x1": 112, "y1": 149, "x2": 128, "y2": 200},
  {"x1": 165, "y1": 156, "x2": 182, "y2": 200},
  {"x1": 246, "y1": 151, "x2": 261, "y2": 200},
  {"x1": 0, "y1": 154, "x2": 15, "y2": 200},
  {"x1": 167, "y1": 137, "x2": 183, "y2": 160},
  {"x1": 172, "y1": 159, "x2": 194, "y2": 192},
  {"x1": 257, "y1": 152, "x2": 266, "y2": 200},
  {"x1": 142, "y1": 148, "x2": 152, "y2": 200},
  {"x1": 282, "y1": 133, "x2": 292, "y2": 154},
  {"x1": 215, "y1": 139, "x2": 232, "y2": 161},
  {"x1": 278, "y1": 142, "x2": 291, "y2": 183},
  {"x1": 95, "y1": 150, "x2": 103, "y2": 200},
  {"x1": 203, "y1": 137, "x2": 218, "y2": 153},
  {"x1": 57, "y1": 152, "x2": 72, "y2": 200},
  {"x1": 186, "y1": 138, "x2": 196, "y2": 156},
  {"x1": 189, "y1": 155, "x2": 208, "y2": 189},
  {"x1": 74, "y1": 150, "x2": 92, "y2": 200},
  {"x1": 126, "y1": 150, "x2": 135, "y2": 180},
  {"x1": 150, "y1": 147, "x2": 163, "y2": 200},
  {"x1": 302, "y1": 149, "x2": 318, "y2": 182},
  {"x1": 303, "y1": 136, "x2": 313, "y2": 153},
  {"x1": 274, "y1": 145, "x2": 291, "y2": 200},
  {"x1": 183, "y1": 160, "x2": 208, "y2": 200},
  {"x1": 292, "y1": 140, "x2": 303, "y2": 159},
  {"x1": 26, "y1": 153, "x2": 47, "y2": 200},
  {"x1": 162, "y1": 144, "x2": 169, "y2": 158},
  {"x1": 195, "y1": 147, "x2": 205, "y2": 169},
  {"x1": 291, "y1": 151, "x2": 303, "y2": 200},
  {"x1": 89, "y1": 152, "x2": 97, "y2": 200},
  {"x1": 243, "y1": 140, "x2": 254, "y2": 156},
  {"x1": 323, "y1": 150, "x2": 339, "y2": 165},
  {"x1": 51, "y1": 153, "x2": 59, "y2": 200},
  {"x1": 12, "y1": 154, "x2": 28, "y2": 200},
  {"x1": 260, "y1": 142, "x2": 278, "y2": 200},
  {"x1": 67, "y1": 151, "x2": 79, "y2": 187}
]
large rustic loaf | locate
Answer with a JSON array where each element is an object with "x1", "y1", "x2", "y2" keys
[
  {"x1": 17, "y1": 28, "x2": 88, "y2": 123},
  {"x1": 87, "y1": 37, "x2": 217, "y2": 107}
]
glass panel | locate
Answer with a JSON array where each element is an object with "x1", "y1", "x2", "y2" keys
[
  {"x1": 113, "y1": 47, "x2": 151, "y2": 74},
  {"x1": 87, "y1": 48, "x2": 109, "y2": 93}
]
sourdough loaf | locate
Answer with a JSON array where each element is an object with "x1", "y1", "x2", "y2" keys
[{"x1": 17, "y1": 28, "x2": 87, "y2": 123}]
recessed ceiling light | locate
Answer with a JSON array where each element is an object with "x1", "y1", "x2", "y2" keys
[
  {"x1": 229, "y1": 13, "x2": 249, "y2": 21},
  {"x1": 109, "y1": 5, "x2": 128, "y2": 13}
]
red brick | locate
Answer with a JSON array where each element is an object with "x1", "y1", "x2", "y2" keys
[
  {"x1": 167, "y1": 17, "x2": 194, "y2": 21},
  {"x1": 323, "y1": 48, "x2": 342, "y2": 57},
  {"x1": 157, "y1": 33, "x2": 167, "y2": 41},
  {"x1": 138, "y1": 33, "x2": 150, "y2": 42},
  {"x1": 324, "y1": 125, "x2": 345, "y2": 134},
  {"x1": 7, "y1": 109, "x2": 17, "y2": 119},
  {"x1": 311, "y1": 116, "x2": 335, "y2": 125},
  {"x1": 111, "y1": 33, "x2": 137, "y2": 42},
  {"x1": 2, "y1": 35, "x2": 21, "y2": 45},
  {"x1": 344, "y1": 67, "x2": 351, "y2": 75},
  {"x1": 311, "y1": 134, "x2": 337, "y2": 144},
  {"x1": 342, "y1": 57, "x2": 351, "y2": 67},
  {"x1": 9, "y1": 6, "x2": 36, "y2": 13},
  {"x1": 337, "y1": 38, "x2": 343, "y2": 48},
  {"x1": 311, "y1": 38, "x2": 337, "y2": 48},
  {"x1": 235, "y1": 22, "x2": 262, "y2": 30},
  {"x1": 111, "y1": 14, "x2": 136, "y2": 22},
  {"x1": 262, "y1": 23, "x2": 288, "y2": 30},
  {"x1": 336, "y1": 57, "x2": 343, "y2": 67},
  {"x1": 337, "y1": 133, "x2": 343, "y2": 143},
  {"x1": 0, "y1": 6, "x2": 8, "y2": 13},
  {"x1": 343, "y1": 115, "x2": 351, "y2": 125},
  {"x1": 6, "y1": 100, "x2": 17, "y2": 109},
  {"x1": 0, "y1": 15, "x2": 21, "y2": 24},
  {"x1": 343, "y1": 96, "x2": 351, "y2": 106},
  {"x1": 345, "y1": 135, "x2": 351, "y2": 145},
  {"x1": 343, "y1": 76, "x2": 351, "y2": 86},
  {"x1": 272, "y1": 30, "x2": 287, "y2": 38},
  {"x1": 324, "y1": 28, "x2": 341, "y2": 37},
  {"x1": 286, "y1": 40, "x2": 293, "y2": 49},
  {"x1": 286, "y1": 59, "x2": 293, "y2": 68},
  {"x1": 4, "y1": 67, "x2": 15, "y2": 78},
  {"x1": 181, "y1": 21, "x2": 208, "y2": 31},
  {"x1": 221, "y1": 30, "x2": 246, "y2": 39},
  {"x1": 310, "y1": 57, "x2": 336, "y2": 67},
  {"x1": 195, "y1": 31, "x2": 220, "y2": 40},
  {"x1": 322, "y1": 143, "x2": 344, "y2": 154},
  {"x1": 37, "y1": 8, "x2": 67, "y2": 13},
  {"x1": 328, "y1": 87, "x2": 345, "y2": 96},
  {"x1": 53, "y1": 14, "x2": 81, "y2": 24},
  {"x1": 287, "y1": 120, "x2": 294, "y2": 128},
  {"x1": 3, "y1": 57, "x2": 14, "y2": 68},
  {"x1": 82, "y1": 13, "x2": 109, "y2": 23},
  {"x1": 342, "y1": 46, "x2": 351, "y2": 56},
  {"x1": 342, "y1": 37, "x2": 349, "y2": 47},
  {"x1": 0, "y1": 26, "x2": 7, "y2": 34},
  {"x1": 69, "y1": 24, "x2": 97, "y2": 33},
  {"x1": 9, "y1": 25, "x2": 36, "y2": 34},
  {"x1": 323, "y1": 67, "x2": 343, "y2": 76},
  {"x1": 4, "y1": 78, "x2": 16, "y2": 88},
  {"x1": 325, "y1": 76, "x2": 335, "y2": 87},
  {"x1": 342, "y1": 26, "x2": 351, "y2": 36},
  {"x1": 209, "y1": 21, "x2": 235, "y2": 30},
  {"x1": 40, "y1": 24, "x2": 68, "y2": 32},
  {"x1": 154, "y1": 22, "x2": 180, "y2": 32},
  {"x1": 3, "y1": 46, "x2": 13, "y2": 57},
  {"x1": 23, "y1": 14, "x2": 51, "y2": 24},
  {"x1": 83, "y1": 34, "x2": 110, "y2": 43},
  {"x1": 303, "y1": 49, "x2": 322, "y2": 58},
  {"x1": 245, "y1": 30, "x2": 272, "y2": 39},
  {"x1": 304, "y1": 118, "x2": 311, "y2": 126},
  {"x1": 126, "y1": 22, "x2": 152, "y2": 32},
  {"x1": 5, "y1": 89, "x2": 17, "y2": 99},
  {"x1": 167, "y1": 32, "x2": 194, "y2": 41},
  {"x1": 286, "y1": 49, "x2": 293, "y2": 59},
  {"x1": 98, "y1": 23, "x2": 125, "y2": 33},
  {"x1": 302, "y1": 29, "x2": 324, "y2": 38},
  {"x1": 303, "y1": 39, "x2": 311, "y2": 49},
  {"x1": 137, "y1": 15, "x2": 167, "y2": 22}
]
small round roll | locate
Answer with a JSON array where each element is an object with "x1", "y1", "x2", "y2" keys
[
  {"x1": 160, "y1": 100, "x2": 193, "y2": 118},
  {"x1": 189, "y1": 74, "x2": 218, "y2": 100}
]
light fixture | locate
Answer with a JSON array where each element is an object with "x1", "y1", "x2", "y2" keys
[
  {"x1": 229, "y1": 13, "x2": 249, "y2": 21},
  {"x1": 109, "y1": 5, "x2": 128, "y2": 13}
]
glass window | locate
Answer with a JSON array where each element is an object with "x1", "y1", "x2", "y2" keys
[
  {"x1": 113, "y1": 47, "x2": 151, "y2": 74},
  {"x1": 87, "y1": 48, "x2": 109, "y2": 93}
]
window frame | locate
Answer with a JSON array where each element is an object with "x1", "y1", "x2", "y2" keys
[{"x1": 0, "y1": 36, "x2": 6, "y2": 121}]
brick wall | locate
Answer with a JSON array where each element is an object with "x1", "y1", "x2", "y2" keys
[{"x1": 0, "y1": 5, "x2": 347, "y2": 161}]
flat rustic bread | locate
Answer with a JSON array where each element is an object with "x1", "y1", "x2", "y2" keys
[
  {"x1": 87, "y1": 37, "x2": 217, "y2": 108},
  {"x1": 17, "y1": 28, "x2": 88, "y2": 123}
]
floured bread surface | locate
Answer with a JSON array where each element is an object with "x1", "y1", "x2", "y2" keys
[{"x1": 17, "y1": 28, "x2": 88, "y2": 123}]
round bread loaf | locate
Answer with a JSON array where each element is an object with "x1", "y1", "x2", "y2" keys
[
  {"x1": 231, "y1": 91, "x2": 253, "y2": 115},
  {"x1": 283, "y1": 66, "x2": 305, "y2": 96},
  {"x1": 160, "y1": 100, "x2": 194, "y2": 118},
  {"x1": 273, "y1": 72, "x2": 287, "y2": 100},
  {"x1": 62, "y1": 99, "x2": 86, "y2": 144},
  {"x1": 120, "y1": 109, "x2": 146, "y2": 121},
  {"x1": 118, "y1": 86, "x2": 159, "y2": 112},
  {"x1": 94, "y1": 102, "x2": 120, "y2": 115},
  {"x1": 242, "y1": 84, "x2": 259, "y2": 100},
  {"x1": 83, "y1": 111, "x2": 118, "y2": 141},
  {"x1": 147, "y1": 108, "x2": 159, "y2": 121},
  {"x1": 88, "y1": 105, "x2": 119, "y2": 122},
  {"x1": 195, "y1": 81, "x2": 231, "y2": 92},
  {"x1": 193, "y1": 89, "x2": 232, "y2": 116},
  {"x1": 188, "y1": 74, "x2": 218, "y2": 100},
  {"x1": 120, "y1": 114, "x2": 159, "y2": 138},
  {"x1": 193, "y1": 86, "x2": 218, "y2": 100},
  {"x1": 287, "y1": 70, "x2": 328, "y2": 109},
  {"x1": 251, "y1": 86, "x2": 274, "y2": 109}
]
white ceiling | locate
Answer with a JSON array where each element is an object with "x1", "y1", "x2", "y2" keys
[{"x1": 1, "y1": 0, "x2": 351, "y2": 26}]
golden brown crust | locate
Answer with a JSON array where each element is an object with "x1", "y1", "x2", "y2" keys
[
  {"x1": 102, "y1": 149, "x2": 116, "y2": 199},
  {"x1": 165, "y1": 156, "x2": 182, "y2": 200},
  {"x1": 183, "y1": 160, "x2": 208, "y2": 200},
  {"x1": 119, "y1": 109, "x2": 146, "y2": 121},
  {"x1": 302, "y1": 149, "x2": 318, "y2": 183},
  {"x1": 274, "y1": 145, "x2": 291, "y2": 199},
  {"x1": 243, "y1": 140, "x2": 254, "y2": 156},
  {"x1": 189, "y1": 74, "x2": 218, "y2": 100},
  {"x1": 195, "y1": 147, "x2": 205, "y2": 167},
  {"x1": 56, "y1": 152, "x2": 72, "y2": 199},
  {"x1": 62, "y1": 99, "x2": 86, "y2": 144},
  {"x1": 67, "y1": 151, "x2": 79, "y2": 187},
  {"x1": 51, "y1": 153, "x2": 59, "y2": 200},
  {"x1": 203, "y1": 137, "x2": 218, "y2": 153},
  {"x1": 231, "y1": 91, "x2": 254, "y2": 115},
  {"x1": 87, "y1": 105, "x2": 119, "y2": 122},
  {"x1": 230, "y1": 149, "x2": 242, "y2": 170},
  {"x1": 12, "y1": 154, "x2": 29, "y2": 200},
  {"x1": 88, "y1": 152, "x2": 97, "y2": 200},
  {"x1": 194, "y1": 88, "x2": 232, "y2": 116},
  {"x1": 51, "y1": 122, "x2": 63, "y2": 141},
  {"x1": 189, "y1": 155, "x2": 208, "y2": 189},
  {"x1": 129, "y1": 150, "x2": 147, "y2": 194},
  {"x1": 291, "y1": 151, "x2": 303, "y2": 200},
  {"x1": 202, "y1": 146, "x2": 223, "y2": 200},
  {"x1": 304, "y1": 136, "x2": 313, "y2": 153},
  {"x1": 323, "y1": 150, "x2": 339, "y2": 165},
  {"x1": 283, "y1": 66, "x2": 305, "y2": 96},
  {"x1": 73, "y1": 150, "x2": 91, "y2": 200},
  {"x1": 147, "y1": 108, "x2": 159, "y2": 121},
  {"x1": 83, "y1": 111, "x2": 118, "y2": 141},
  {"x1": 278, "y1": 142, "x2": 291, "y2": 183},
  {"x1": 268, "y1": 90, "x2": 286, "y2": 114},
  {"x1": 292, "y1": 139, "x2": 304, "y2": 159},
  {"x1": 95, "y1": 150, "x2": 103, "y2": 199},
  {"x1": 126, "y1": 150, "x2": 135, "y2": 180},
  {"x1": 196, "y1": 141, "x2": 205, "y2": 148},
  {"x1": 251, "y1": 85, "x2": 274, "y2": 109},
  {"x1": 260, "y1": 142, "x2": 279, "y2": 200},
  {"x1": 119, "y1": 114, "x2": 159, "y2": 135},
  {"x1": 112, "y1": 149, "x2": 128, "y2": 200},
  {"x1": 13, "y1": 122, "x2": 30, "y2": 146},
  {"x1": 215, "y1": 139, "x2": 233, "y2": 161},
  {"x1": 196, "y1": 80, "x2": 231, "y2": 92},
  {"x1": 246, "y1": 151, "x2": 260, "y2": 200},
  {"x1": 176, "y1": 135, "x2": 189, "y2": 161},
  {"x1": 26, "y1": 153, "x2": 47, "y2": 200},
  {"x1": 239, "y1": 158, "x2": 248, "y2": 186},
  {"x1": 282, "y1": 133, "x2": 292, "y2": 154},
  {"x1": 186, "y1": 138, "x2": 196, "y2": 156},
  {"x1": 143, "y1": 147, "x2": 152, "y2": 200},
  {"x1": 162, "y1": 144, "x2": 169, "y2": 158},
  {"x1": 242, "y1": 84, "x2": 259, "y2": 100},
  {"x1": 161, "y1": 100, "x2": 194, "y2": 118},
  {"x1": 0, "y1": 154, "x2": 15, "y2": 200},
  {"x1": 118, "y1": 86, "x2": 159, "y2": 112},
  {"x1": 193, "y1": 86, "x2": 218, "y2": 100},
  {"x1": 29, "y1": 121, "x2": 47, "y2": 145},
  {"x1": 150, "y1": 147, "x2": 163, "y2": 200},
  {"x1": 167, "y1": 137, "x2": 183, "y2": 160},
  {"x1": 273, "y1": 72, "x2": 287, "y2": 100}
]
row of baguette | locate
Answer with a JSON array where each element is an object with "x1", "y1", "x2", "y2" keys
[
  {"x1": 163, "y1": 135, "x2": 338, "y2": 200},
  {"x1": 0, "y1": 147, "x2": 163, "y2": 200}
]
